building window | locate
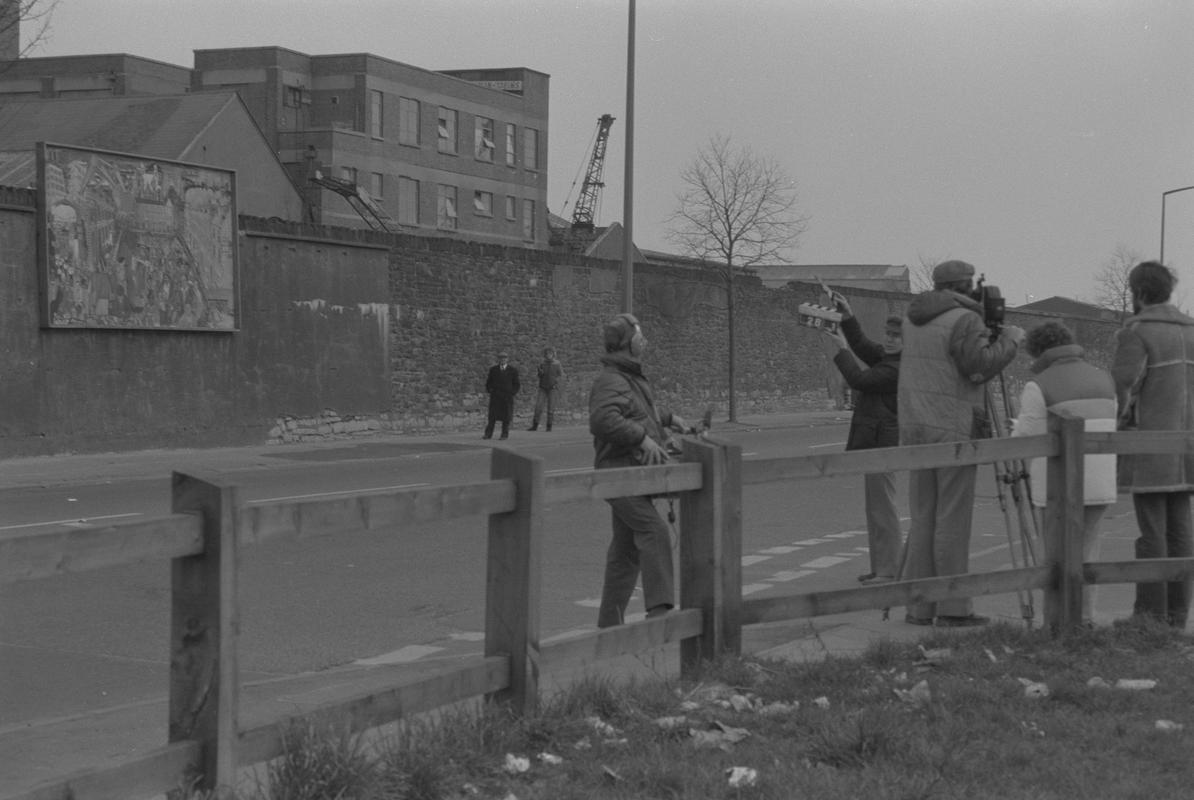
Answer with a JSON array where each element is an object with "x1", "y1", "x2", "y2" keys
[
  {"x1": 474, "y1": 190, "x2": 493, "y2": 217},
  {"x1": 523, "y1": 127, "x2": 539, "y2": 170},
  {"x1": 370, "y1": 172, "x2": 384, "y2": 199},
  {"x1": 398, "y1": 97, "x2": 419, "y2": 146},
  {"x1": 437, "y1": 107, "x2": 457, "y2": 154},
  {"x1": 370, "y1": 90, "x2": 384, "y2": 138},
  {"x1": 437, "y1": 184, "x2": 458, "y2": 229},
  {"x1": 505, "y1": 195, "x2": 517, "y2": 220},
  {"x1": 339, "y1": 165, "x2": 358, "y2": 184},
  {"x1": 474, "y1": 116, "x2": 495, "y2": 162},
  {"x1": 522, "y1": 198, "x2": 535, "y2": 239},
  {"x1": 284, "y1": 85, "x2": 304, "y2": 108},
  {"x1": 505, "y1": 123, "x2": 516, "y2": 167},
  {"x1": 398, "y1": 176, "x2": 419, "y2": 225}
]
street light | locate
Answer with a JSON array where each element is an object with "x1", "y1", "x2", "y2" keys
[{"x1": 1160, "y1": 184, "x2": 1194, "y2": 264}]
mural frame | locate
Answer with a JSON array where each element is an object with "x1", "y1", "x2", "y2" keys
[{"x1": 37, "y1": 141, "x2": 239, "y2": 332}]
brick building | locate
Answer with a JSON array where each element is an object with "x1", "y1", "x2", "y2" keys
[{"x1": 0, "y1": 48, "x2": 550, "y2": 247}]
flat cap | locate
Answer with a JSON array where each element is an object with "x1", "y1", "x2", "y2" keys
[{"x1": 932, "y1": 260, "x2": 976, "y2": 284}]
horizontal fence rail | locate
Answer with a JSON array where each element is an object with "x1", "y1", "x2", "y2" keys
[{"x1": 9, "y1": 420, "x2": 1194, "y2": 800}]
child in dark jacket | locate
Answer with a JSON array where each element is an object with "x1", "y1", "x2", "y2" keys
[{"x1": 823, "y1": 297, "x2": 903, "y2": 583}]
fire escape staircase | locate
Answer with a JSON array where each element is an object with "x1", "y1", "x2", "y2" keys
[{"x1": 311, "y1": 170, "x2": 397, "y2": 233}]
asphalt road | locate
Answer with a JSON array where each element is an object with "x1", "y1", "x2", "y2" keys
[{"x1": 0, "y1": 418, "x2": 1141, "y2": 729}]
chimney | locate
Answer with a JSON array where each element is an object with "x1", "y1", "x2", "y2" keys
[{"x1": 0, "y1": 0, "x2": 19, "y2": 61}]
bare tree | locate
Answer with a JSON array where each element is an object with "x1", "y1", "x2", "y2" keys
[
  {"x1": 667, "y1": 134, "x2": 808, "y2": 421},
  {"x1": 911, "y1": 253, "x2": 949, "y2": 293},
  {"x1": 0, "y1": 1, "x2": 59, "y2": 63},
  {"x1": 1094, "y1": 243, "x2": 1142, "y2": 321}
]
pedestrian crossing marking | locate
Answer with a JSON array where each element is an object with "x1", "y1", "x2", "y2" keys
[
  {"x1": 801, "y1": 556, "x2": 849, "y2": 568},
  {"x1": 742, "y1": 555, "x2": 772, "y2": 566},
  {"x1": 760, "y1": 546, "x2": 801, "y2": 554}
]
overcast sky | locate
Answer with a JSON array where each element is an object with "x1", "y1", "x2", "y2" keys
[{"x1": 27, "y1": 0, "x2": 1194, "y2": 305}]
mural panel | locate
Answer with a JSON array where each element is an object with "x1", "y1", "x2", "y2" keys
[{"x1": 37, "y1": 142, "x2": 238, "y2": 331}]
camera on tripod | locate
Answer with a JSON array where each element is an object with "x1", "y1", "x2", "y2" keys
[{"x1": 970, "y1": 274, "x2": 1005, "y2": 333}]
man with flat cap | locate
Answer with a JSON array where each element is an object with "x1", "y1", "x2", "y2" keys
[
  {"x1": 898, "y1": 260, "x2": 1024, "y2": 627},
  {"x1": 589, "y1": 312, "x2": 690, "y2": 627}
]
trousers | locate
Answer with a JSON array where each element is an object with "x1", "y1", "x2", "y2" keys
[
  {"x1": 903, "y1": 464, "x2": 977, "y2": 619},
  {"x1": 1132, "y1": 491, "x2": 1193, "y2": 627},
  {"x1": 531, "y1": 387, "x2": 558, "y2": 429},
  {"x1": 596, "y1": 495, "x2": 675, "y2": 628},
  {"x1": 864, "y1": 471, "x2": 902, "y2": 577}
]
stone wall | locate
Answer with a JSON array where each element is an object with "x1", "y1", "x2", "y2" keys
[{"x1": 1, "y1": 201, "x2": 1125, "y2": 454}]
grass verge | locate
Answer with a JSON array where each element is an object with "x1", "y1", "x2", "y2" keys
[{"x1": 188, "y1": 617, "x2": 1194, "y2": 799}]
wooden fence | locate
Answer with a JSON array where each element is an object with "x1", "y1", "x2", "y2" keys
[{"x1": 4, "y1": 410, "x2": 1194, "y2": 799}]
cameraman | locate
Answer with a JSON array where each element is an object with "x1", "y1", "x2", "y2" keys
[{"x1": 898, "y1": 260, "x2": 1024, "y2": 627}]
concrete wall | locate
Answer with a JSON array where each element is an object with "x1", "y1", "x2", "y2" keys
[{"x1": 0, "y1": 198, "x2": 1124, "y2": 456}]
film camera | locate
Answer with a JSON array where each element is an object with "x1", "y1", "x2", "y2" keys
[{"x1": 970, "y1": 274, "x2": 1006, "y2": 333}]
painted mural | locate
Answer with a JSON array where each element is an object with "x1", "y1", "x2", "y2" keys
[{"x1": 39, "y1": 143, "x2": 237, "y2": 331}]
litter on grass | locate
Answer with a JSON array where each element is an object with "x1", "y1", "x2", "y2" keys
[{"x1": 726, "y1": 766, "x2": 759, "y2": 788}]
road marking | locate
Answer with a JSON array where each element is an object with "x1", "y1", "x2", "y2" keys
[
  {"x1": 767, "y1": 569, "x2": 816, "y2": 582},
  {"x1": 449, "y1": 632, "x2": 485, "y2": 642},
  {"x1": 826, "y1": 531, "x2": 864, "y2": 538},
  {"x1": 801, "y1": 556, "x2": 850, "y2": 568},
  {"x1": 258, "y1": 483, "x2": 428, "y2": 503},
  {"x1": 741, "y1": 555, "x2": 771, "y2": 566},
  {"x1": 355, "y1": 644, "x2": 445, "y2": 665},
  {"x1": 793, "y1": 538, "x2": 831, "y2": 545},
  {"x1": 759, "y1": 546, "x2": 800, "y2": 554},
  {"x1": 0, "y1": 512, "x2": 142, "y2": 532},
  {"x1": 809, "y1": 441, "x2": 846, "y2": 449},
  {"x1": 742, "y1": 583, "x2": 772, "y2": 595}
]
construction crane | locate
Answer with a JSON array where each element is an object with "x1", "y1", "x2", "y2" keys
[{"x1": 570, "y1": 114, "x2": 615, "y2": 230}]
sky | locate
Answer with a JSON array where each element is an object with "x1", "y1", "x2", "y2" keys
[{"x1": 24, "y1": 0, "x2": 1194, "y2": 305}]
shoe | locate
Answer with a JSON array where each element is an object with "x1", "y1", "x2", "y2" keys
[
  {"x1": 857, "y1": 572, "x2": 876, "y2": 583},
  {"x1": 860, "y1": 575, "x2": 894, "y2": 585},
  {"x1": 527, "y1": 426, "x2": 538, "y2": 431},
  {"x1": 904, "y1": 614, "x2": 933, "y2": 626},
  {"x1": 499, "y1": 434, "x2": 508, "y2": 440},
  {"x1": 646, "y1": 604, "x2": 673, "y2": 619},
  {"x1": 545, "y1": 426, "x2": 552, "y2": 432},
  {"x1": 935, "y1": 614, "x2": 989, "y2": 628},
  {"x1": 482, "y1": 434, "x2": 492, "y2": 440}
]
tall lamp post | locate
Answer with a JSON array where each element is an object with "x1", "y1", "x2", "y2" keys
[{"x1": 1160, "y1": 184, "x2": 1194, "y2": 264}]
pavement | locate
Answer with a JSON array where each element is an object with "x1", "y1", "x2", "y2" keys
[{"x1": 0, "y1": 408, "x2": 1108, "y2": 796}]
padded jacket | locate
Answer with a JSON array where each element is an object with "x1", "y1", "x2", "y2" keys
[
  {"x1": 589, "y1": 352, "x2": 674, "y2": 469},
  {"x1": 1011, "y1": 344, "x2": 1117, "y2": 506},
  {"x1": 898, "y1": 289, "x2": 1021, "y2": 445}
]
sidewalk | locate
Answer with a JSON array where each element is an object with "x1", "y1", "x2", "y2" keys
[{"x1": 0, "y1": 408, "x2": 849, "y2": 490}]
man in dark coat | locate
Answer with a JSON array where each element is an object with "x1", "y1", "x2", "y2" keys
[
  {"x1": 1112, "y1": 261, "x2": 1194, "y2": 628},
  {"x1": 483, "y1": 350, "x2": 520, "y2": 440},
  {"x1": 589, "y1": 312, "x2": 689, "y2": 627},
  {"x1": 823, "y1": 297, "x2": 903, "y2": 584}
]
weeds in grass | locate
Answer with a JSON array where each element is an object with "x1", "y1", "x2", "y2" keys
[{"x1": 221, "y1": 618, "x2": 1193, "y2": 799}]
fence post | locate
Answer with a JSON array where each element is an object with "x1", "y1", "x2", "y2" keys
[
  {"x1": 679, "y1": 437, "x2": 742, "y2": 676},
  {"x1": 170, "y1": 472, "x2": 240, "y2": 795},
  {"x1": 1043, "y1": 410, "x2": 1085, "y2": 635},
  {"x1": 484, "y1": 448, "x2": 544, "y2": 715}
]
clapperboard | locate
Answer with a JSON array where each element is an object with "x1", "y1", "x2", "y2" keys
[{"x1": 797, "y1": 303, "x2": 843, "y2": 334}]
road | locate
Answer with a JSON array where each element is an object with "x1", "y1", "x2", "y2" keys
[{"x1": 0, "y1": 417, "x2": 1140, "y2": 729}]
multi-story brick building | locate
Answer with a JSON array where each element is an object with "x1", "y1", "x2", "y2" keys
[{"x1": 0, "y1": 47, "x2": 551, "y2": 247}]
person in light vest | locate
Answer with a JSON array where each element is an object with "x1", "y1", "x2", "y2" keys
[{"x1": 1011, "y1": 321, "x2": 1117, "y2": 625}]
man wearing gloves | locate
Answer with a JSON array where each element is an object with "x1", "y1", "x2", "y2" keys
[{"x1": 589, "y1": 312, "x2": 689, "y2": 627}]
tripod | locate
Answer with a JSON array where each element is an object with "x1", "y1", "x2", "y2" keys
[{"x1": 986, "y1": 372, "x2": 1041, "y2": 627}]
